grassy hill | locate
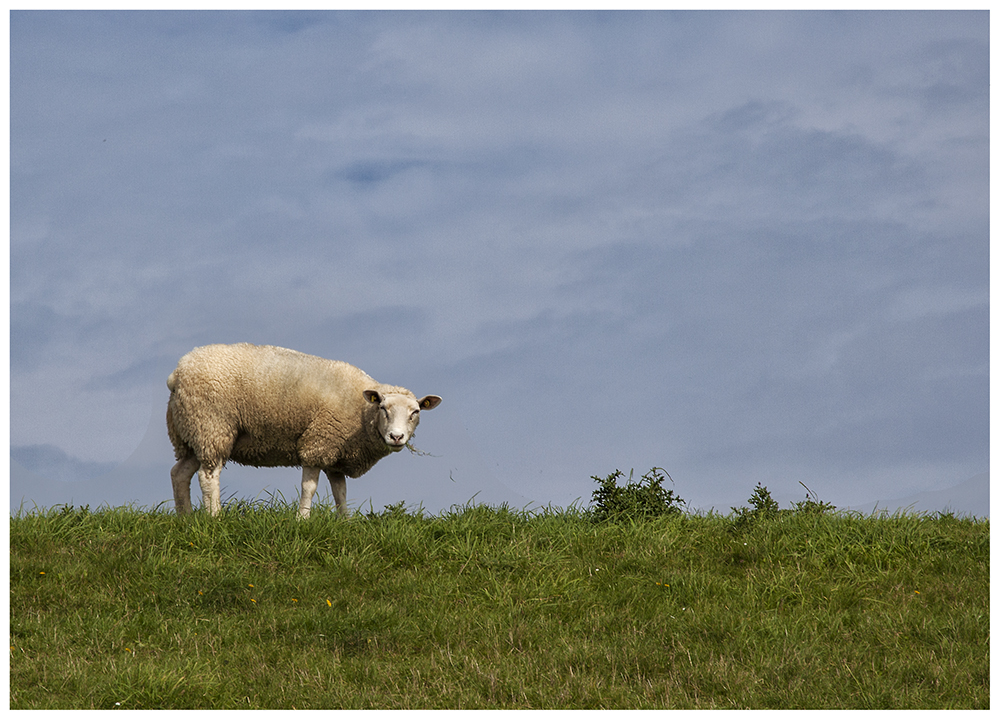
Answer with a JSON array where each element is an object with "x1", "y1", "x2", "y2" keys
[{"x1": 8, "y1": 480, "x2": 989, "y2": 709}]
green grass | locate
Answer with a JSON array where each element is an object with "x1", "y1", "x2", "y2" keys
[{"x1": 9, "y1": 498, "x2": 989, "y2": 709}]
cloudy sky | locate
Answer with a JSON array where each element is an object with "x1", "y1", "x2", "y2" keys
[{"x1": 9, "y1": 10, "x2": 990, "y2": 517}]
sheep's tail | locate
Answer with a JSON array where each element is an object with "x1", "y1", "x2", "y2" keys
[{"x1": 167, "y1": 371, "x2": 178, "y2": 393}]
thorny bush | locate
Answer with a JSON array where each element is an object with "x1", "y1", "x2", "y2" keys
[{"x1": 589, "y1": 467, "x2": 686, "y2": 523}]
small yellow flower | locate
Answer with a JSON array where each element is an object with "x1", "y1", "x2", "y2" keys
[
  {"x1": 326, "y1": 599, "x2": 332, "y2": 607},
  {"x1": 39, "y1": 571, "x2": 45, "y2": 576},
  {"x1": 248, "y1": 584, "x2": 254, "y2": 588},
  {"x1": 251, "y1": 598, "x2": 257, "y2": 603},
  {"x1": 292, "y1": 598, "x2": 299, "y2": 603}
]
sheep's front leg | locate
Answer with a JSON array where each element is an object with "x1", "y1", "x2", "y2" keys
[
  {"x1": 196, "y1": 463, "x2": 223, "y2": 516},
  {"x1": 170, "y1": 455, "x2": 200, "y2": 515},
  {"x1": 325, "y1": 470, "x2": 348, "y2": 517},
  {"x1": 298, "y1": 466, "x2": 321, "y2": 519}
]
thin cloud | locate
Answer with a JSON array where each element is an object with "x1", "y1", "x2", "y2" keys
[{"x1": 9, "y1": 11, "x2": 988, "y2": 516}]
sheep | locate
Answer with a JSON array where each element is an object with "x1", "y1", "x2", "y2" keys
[{"x1": 165, "y1": 343, "x2": 441, "y2": 518}]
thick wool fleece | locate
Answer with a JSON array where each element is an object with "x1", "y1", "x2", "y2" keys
[{"x1": 167, "y1": 343, "x2": 413, "y2": 479}]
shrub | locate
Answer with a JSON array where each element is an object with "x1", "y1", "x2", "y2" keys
[
  {"x1": 730, "y1": 481, "x2": 836, "y2": 532},
  {"x1": 791, "y1": 481, "x2": 836, "y2": 516},
  {"x1": 589, "y1": 467, "x2": 685, "y2": 522},
  {"x1": 729, "y1": 482, "x2": 781, "y2": 532}
]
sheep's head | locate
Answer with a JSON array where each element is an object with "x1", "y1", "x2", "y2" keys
[{"x1": 364, "y1": 389, "x2": 442, "y2": 451}]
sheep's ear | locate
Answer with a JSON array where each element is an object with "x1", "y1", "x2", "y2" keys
[
  {"x1": 418, "y1": 395, "x2": 442, "y2": 410},
  {"x1": 363, "y1": 390, "x2": 383, "y2": 404}
]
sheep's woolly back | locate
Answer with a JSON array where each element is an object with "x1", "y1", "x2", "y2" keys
[{"x1": 166, "y1": 343, "x2": 414, "y2": 478}]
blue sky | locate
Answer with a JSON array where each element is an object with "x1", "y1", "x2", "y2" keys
[{"x1": 8, "y1": 10, "x2": 990, "y2": 516}]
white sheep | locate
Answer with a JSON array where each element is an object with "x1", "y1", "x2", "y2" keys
[{"x1": 166, "y1": 343, "x2": 441, "y2": 518}]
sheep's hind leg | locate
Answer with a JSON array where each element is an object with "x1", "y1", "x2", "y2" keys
[
  {"x1": 170, "y1": 455, "x2": 200, "y2": 515},
  {"x1": 325, "y1": 470, "x2": 348, "y2": 517},
  {"x1": 298, "y1": 467, "x2": 321, "y2": 519},
  {"x1": 196, "y1": 463, "x2": 223, "y2": 516}
]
